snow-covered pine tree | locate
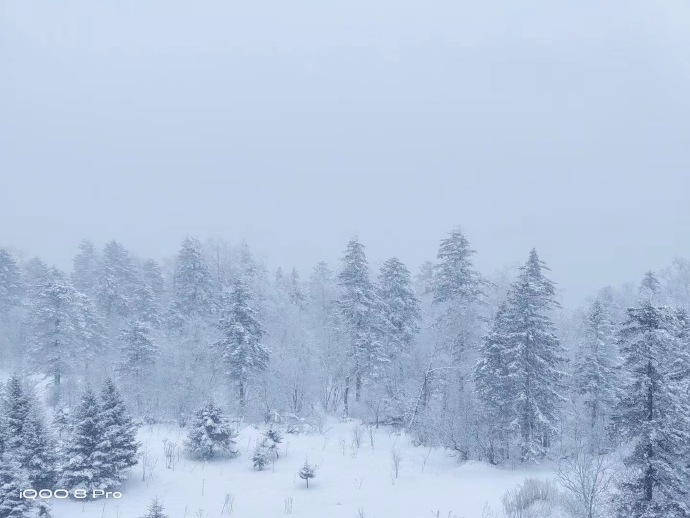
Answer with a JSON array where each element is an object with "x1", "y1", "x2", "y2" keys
[
  {"x1": 0, "y1": 248, "x2": 23, "y2": 317},
  {"x1": 184, "y1": 401, "x2": 237, "y2": 460},
  {"x1": 252, "y1": 440, "x2": 269, "y2": 470},
  {"x1": 71, "y1": 239, "x2": 99, "y2": 298},
  {"x1": 60, "y1": 388, "x2": 107, "y2": 494},
  {"x1": 3, "y1": 376, "x2": 57, "y2": 490},
  {"x1": 27, "y1": 269, "x2": 98, "y2": 403},
  {"x1": 95, "y1": 240, "x2": 138, "y2": 321},
  {"x1": 298, "y1": 459, "x2": 316, "y2": 488},
  {"x1": 288, "y1": 268, "x2": 306, "y2": 309},
  {"x1": 97, "y1": 380, "x2": 139, "y2": 489},
  {"x1": 0, "y1": 452, "x2": 32, "y2": 518},
  {"x1": 117, "y1": 320, "x2": 158, "y2": 412},
  {"x1": 474, "y1": 303, "x2": 513, "y2": 465},
  {"x1": 213, "y1": 279, "x2": 268, "y2": 409},
  {"x1": 377, "y1": 257, "x2": 420, "y2": 381},
  {"x1": 167, "y1": 236, "x2": 217, "y2": 327},
  {"x1": 263, "y1": 428, "x2": 283, "y2": 459},
  {"x1": 503, "y1": 249, "x2": 567, "y2": 462},
  {"x1": 431, "y1": 228, "x2": 484, "y2": 306},
  {"x1": 2, "y1": 376, "x2": 30, "y2": 455},
  {"x1": 337, "y1": 238, "x2": 382, "y2": 412},
  {"x1": 612, "y1": 302, "x2": 690, "y2": 518},
  {"x1": 428, "y1": 228, "x2": 485, "y2": 402},
  {"x1": 139, "y1": 498, "x2": 169, "y2": 518},
  {"x1": 21, "y1": 412, "x2": 57, "y2": 491},
  {"x1": 573, "y1": 298, "x2": 618, "y2": 441}
]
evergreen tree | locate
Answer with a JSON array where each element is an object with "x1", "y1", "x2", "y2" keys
[
  {"x1": 288, "y1": 268, "x2": 306, "y2": 309},
  {"x1": 141, "y1": 260, "x2": 165, "y2": 301},
  {"x1": 117, "y1": 321, "x2": 158, "y2": 410},
  {"x1": 184, "y1": 401, "x2": 237, "y2": 460},
  {"x1": 474, "y1": 303, "x2": 513, "y2": 464},
  {"x1": 97, "y1": 380, "x2": 139, "y2": 488},
  {"x1": 139, "y1": 498, "x2": 169, "y2": 518},
  {"x1": 95, "y1": 241, "x2": 137, "y2": 320},
  {"x1": 429, "y1": 228, "x2": 485, "y2": 398},
  {"x1": 574, "y1": 298, "x2": 618, "y2": 437},
  {"x1": 213, "y1": 279, "x2": 268, "y2": 409},
  {"x1": 298, "y1": 459, "x2": 316, "y2": 488},
  {"x1": 252, "y1": 441, "x2": 269, "y2": 470},
  {"x1": 377, "y1": 257, "x2": 420, "y2": 372},
  {"x1": 168, "y1": 236, "x2": 216, "y2": 326},
  {"x1": 22, "y1": 413, "x2": 57, "y2": 490},
  {"x1": 60, "y1": 388, "x2": 108, "y2": 493},
  {"x1": 71, "y1": 239, "x2": 99, "y2": 297},
  {"x1": 503, "y1": 249, "x2": 567, "y2": 462},
  {"x1": 28, "y1": 270, "x2": 103, "y2": 402},
  {"x1": 0, "y1": 452, "x2": 32, "y2": 518},
  {"x1": 2, "y1": 376, "x2": 57, "y2": 489},
  {"x1": 337, "y1": 238, "x2": 382, "y2": 411},
  {"x1": 0, "y1": 249, "x2": 23, "y2": 317},
  {"x1": 431, "y1": 228, "x2": 484, "y2": 306},
  {"x1": 612, "y1": 302, "x2": 690, "y2": 518}
]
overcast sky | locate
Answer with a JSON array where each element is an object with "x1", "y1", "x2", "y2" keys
[{"x1": 1, "y1": 0, "x2": 689, "y2": 306}]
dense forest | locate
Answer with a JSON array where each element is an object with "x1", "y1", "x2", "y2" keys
[{"x1": 1, "y1": 229, "x2": 689, "y2": 517}]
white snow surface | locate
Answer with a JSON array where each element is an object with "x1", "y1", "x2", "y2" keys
[{"x1": 51, "y1": 419, "x2": 556, "y2": 518}]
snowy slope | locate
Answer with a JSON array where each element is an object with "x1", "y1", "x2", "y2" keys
[{"x1": 50, "y1": 419, "x2": 555, "y2": 518}]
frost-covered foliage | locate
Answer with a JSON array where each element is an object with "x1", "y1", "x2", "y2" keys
[{"x1": 184, "y1": 401, "x2": 237, "y2": 460}]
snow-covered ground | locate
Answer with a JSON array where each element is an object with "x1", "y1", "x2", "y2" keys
[{"x1": 50, "y1": 419, "x2": 555, "y2": 518}]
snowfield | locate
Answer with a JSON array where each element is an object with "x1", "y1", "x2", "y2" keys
[{"x1": 50, "y1": 419, "x2": 555, "y2": 518}]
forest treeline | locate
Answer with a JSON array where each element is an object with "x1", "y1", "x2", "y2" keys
[{"x1": 1, "y1": 228, "x2": 689, "y2": 517}]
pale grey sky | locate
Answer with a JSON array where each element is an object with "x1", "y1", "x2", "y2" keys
[{"x1": 1, "y1": 0, "x2": 689, "y2": 306}]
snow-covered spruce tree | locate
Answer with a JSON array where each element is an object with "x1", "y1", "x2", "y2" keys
[
  {"x1": 252, "y1": 440, "x2": 269, "y2": 470},
  {"x1": 264, "y1": 428, "x2": 283, "y2": 458},
  {"x1": 0, "y1": 248, "x2": 23, "y2": 317},
  {"x1": 0, "y1": 452, "x2": 32, "y2": 518},
  {"x1": 3, "y1": 376, "x2": 58, "y2": 490},
  {"x1": 71, "y1": 239, "x2": 99, "y2": 299},
  {"x1": 27, "y1": 269, "x2": 103, "y2": 404},
  {"x1": 167, "y1": 236, "x2": 217, "y2": 327},
  {"x1": 97, "y1": 379, "x2": 139, "y2": 488},
  {"x1": 140, "y1": 498, "x2": 169, "y2": 518},
  {"x1": 117, "y1": 320, "x2": 158, "y2": 412},
  {"x1": 60, "y1": 388, "x2": 107, "y2": 494},
  {"x1": 503, "y1": 249, "x2": 567, "y2": 462},
  {"x1": 337, "y1": 238, "x2": 383, "y2": 413},
  {"x1": 474, "y1": 303, "x2": 513, "y2": 465},
  {"x1": 574, "y1": 298, "x2": 618, "y2": 443},
  {"x1": 298, "y1": 459, "x2": 316, "y2": 488},
  {"x1": 95, "y1": 240, "x2": 138, "y2": 322},
  {"x1": 288, "y1": 267, "x2": 306, "y2": 309},
  {"x1": 184, "y1": 401, "x2": 237, "y2": 460},
  {"x1": 428, "y1": 228, "x2": 486, "y2": 421},
  {"x1": 213, "y1": 279, "x2": 269, "y2": 410},
  {"x1": 21, "y1": 413, "x2": 58, "y2": 491},
  {"x1": 2, "y1": 376, "x2": 30, "y2": 455},
  {"x1": 377, "y1": 257, "x2": 420, "y2": 380},
  {"x1": 612, "y1": 302, "x2": 690, "y2": 518}
]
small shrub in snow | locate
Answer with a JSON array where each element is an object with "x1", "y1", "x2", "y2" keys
[
  {"x1": 284, "y1": 496, "x2": 293, "y2": 514},
  {"x1": 185, "y1": 401, "x2": 238, "y2": 460},
  {"x1": 298, "y1": 459, "x2": 316, "y2": 488},
  {"x1": 140, "y1": 497, "x2": 169, "y2": 518},
  {"x1": 264, "y1": 428, "x2": 283, "y2": 458},
  {"x1": 252, "y1": 441, "x2": 269, "y2": 470},
  {"x1": 501, "y1": 478, "x2": 561, "y2": 518},
  {"x1": 221, "y1": 493, "x2": 235, "y2": 515}
]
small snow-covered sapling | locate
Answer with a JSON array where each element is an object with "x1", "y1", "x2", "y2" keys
[{"x1": 298, "y1": 459, "x2": 316, "y2": 488}]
